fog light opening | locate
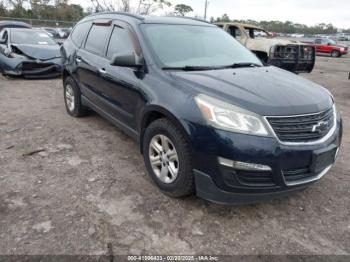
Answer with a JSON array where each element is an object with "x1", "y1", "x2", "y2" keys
[{"x1": 218, "y1": 157, "x2": 271, "y2": 171}]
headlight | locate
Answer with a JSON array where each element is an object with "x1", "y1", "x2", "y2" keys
[
  {"x1": 195, "y1": 94, "x2": 270, "y2": 136},
  {"x1": 340, "y1": 48, "x2": 345, "y2": 52}
]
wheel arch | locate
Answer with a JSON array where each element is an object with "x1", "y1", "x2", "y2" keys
[
  {"x1": 331, "y1": 49, "x2": 340, "y2": 57},
  {"x1": 62, "y1": 68, "x2": 70, "y2": 82},
  {"x1": 139, "y1": 105, "x2": 192, "y2": 154}
]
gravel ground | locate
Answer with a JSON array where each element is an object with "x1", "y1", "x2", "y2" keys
[{"x1": 0, "y1": 56, "x2": 349, "y2": 256}]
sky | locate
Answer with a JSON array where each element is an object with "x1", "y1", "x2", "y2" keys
[{"x1": 72, "y1": 0, "x2": 350, "y2": 29}]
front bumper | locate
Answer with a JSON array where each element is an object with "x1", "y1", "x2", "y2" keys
[
  {"x1": 1, "y1": 58, "x2": 62, "y2": 79},
  {"x1": 189, "y1": 117, "x2": 342, "y2": 205}
]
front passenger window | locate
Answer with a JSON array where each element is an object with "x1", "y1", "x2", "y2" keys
[{"x1": 106, "y1": 26, "x2": 134, "y2": 59}]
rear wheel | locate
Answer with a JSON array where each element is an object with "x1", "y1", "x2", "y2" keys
[
  {"x1": 143, "y1": 118, "x2": 194, "y2": 197},
  {"x1": 64, "y1": 76, "x2": 88, "y2": 117},
  {"x1": 331, "y1": 50, "x2": 340, "y2": 58}
]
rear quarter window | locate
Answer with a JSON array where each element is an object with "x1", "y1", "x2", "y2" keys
[{"x1": 71, "y1": 22, "x2": 91, "y2": 47}]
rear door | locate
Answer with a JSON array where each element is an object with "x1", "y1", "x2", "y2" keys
[
  {"x1": 98, "y1": 21, "x2": 143, "y2": 131},
  {"x1": 76, "y1": 21, "x2": 112, "y2": 111}
]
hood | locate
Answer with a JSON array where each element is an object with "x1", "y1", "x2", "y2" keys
[
  {"x1": 169, "y1": 66, "x2": 333, "y2": 116},
  {"x1": 11, "y1": 44, "x2": 61, "y2": 60},
  {"x1": 336, "y1": 43, "x2": 348, "y2": 48},
  {"x1": 246, "y1": 38, "x2": 305, "y2": 54}
]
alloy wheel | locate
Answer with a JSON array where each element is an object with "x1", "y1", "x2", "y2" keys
[
  {"x1": 65, "y1": 84, "x2": 75, "y2": 111},
  {"x1": 148, "y1": 134, "x2": 179, "y2": 184},
  {"x1": 331, "y1": 51, "x2": 339, "y2": 57}
]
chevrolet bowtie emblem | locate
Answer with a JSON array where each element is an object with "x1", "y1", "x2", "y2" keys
[{"x1": 311, "y1": 121, "x2": 328, "y2": 133}]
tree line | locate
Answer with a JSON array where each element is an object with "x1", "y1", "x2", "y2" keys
[
  {"x1": 0, "y1": 0, "x2": 194, "y2": 23},
  {"x1": 213, "y1": 14, "x2": 350, "y2": 34},
  {"x1": 0, "y1": 0, "x2": 85, "y2": 23}
]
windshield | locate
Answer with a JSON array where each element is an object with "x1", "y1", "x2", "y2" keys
[
  {"x1": 141, "y1": 24, "x2": 263, "y2": 68},
  {"x1": 11, "y1": 29, "x2": 56, "y2": 45},
  {"x1": 328, "y1": 39, "x2": 336, "y2": 45}
]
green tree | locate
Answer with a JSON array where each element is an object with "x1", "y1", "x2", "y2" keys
[
  {"x1": 214, "y1": 15, "x2": 339, "y2": 35},
  {"x1": 0, "y1": 0, "x2": 7, "y2": 16},
  {"x1": 216, "y1": 14, "x2": 230, "y2": 22},
  {"x1": 174, "y1": 4, "x2": 193, "y2": 16}
]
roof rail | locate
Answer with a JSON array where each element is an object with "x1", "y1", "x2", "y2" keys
[
  {"x1": 180, "y1": 16, "x2": 211, "y2": 24},
  {"x1": 85, "y1": 11, "x2": 144, "y2": 21}
]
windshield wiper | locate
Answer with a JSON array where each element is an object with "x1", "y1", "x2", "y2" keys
[
  {"x1": 224, "y1": 62, "x2": 263, "y2": 69},
  {"x1": 163, "y1": 63, "x2": 263, "y2": 71},
  {"x1": 162, "y1": 66, "x2": 224, "y2": 71}
]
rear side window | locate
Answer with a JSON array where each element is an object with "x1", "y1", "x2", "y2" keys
[
  {"x1": 85, "y1": 25, "x2": 111, "y2": 55},
  {"x1": 106, "y1": 26, "x2": 134, "y2": 59},
  {"x1": 71, "y1": 22, "x2": 91, "y2": 47}
]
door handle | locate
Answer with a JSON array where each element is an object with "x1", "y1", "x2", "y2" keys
[{"x1": 99, "y1": 68, "x2": 107, "y2": 74}]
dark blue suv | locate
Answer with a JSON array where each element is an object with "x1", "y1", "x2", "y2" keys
[{"x1": 61, "y1": 12, "x2": 342, "y2": 204}]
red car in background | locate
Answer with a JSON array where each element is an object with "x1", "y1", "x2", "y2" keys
[{"x1": 313, "y1": 38, "x2": 348, "y2": 57}]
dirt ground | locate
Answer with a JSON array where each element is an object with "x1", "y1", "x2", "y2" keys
[{"x1": 0, "y1": 55, "x2": 349, "y2": 256}]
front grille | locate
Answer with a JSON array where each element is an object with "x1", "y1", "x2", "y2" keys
[
  {"x1": 235, "y1": 170, "x2": 274, "y2": 187},
  {"x1": 22, "y1": 62, "x2": 54, "y2": 71},
  {"x1": 273, "y1": 45, "x2": 298, "y2": 60},
  {"x1": 272, "y1": 45, "x2": 315, "y2": 61},
  {"x1": 267, "y1": 107, "x2": 334, "y2": 143},
  {"x1": 299, "y1": 45, "x2": 315, "y2": 61}
]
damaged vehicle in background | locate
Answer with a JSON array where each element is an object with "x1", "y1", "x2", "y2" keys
[
  {"x1": 0, "y1": 28, "x2": 62, "y2": 78},
  {"x1": 0, "y1": 20, "x2": 31, "y2": 31},
  {"x1": 215, "y1": 22, "x2": 316, "y2": 73}
]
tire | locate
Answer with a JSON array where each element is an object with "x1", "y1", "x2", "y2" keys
[
  {"x1": 143, "y1": 118, "x2": 194, "y2": 198},
  {"x1": 63, "y1": 76, "x2": 88, "y2": 117},
  {"x1": 331, "y1": 50, "x2": 340, "y2": 58}
]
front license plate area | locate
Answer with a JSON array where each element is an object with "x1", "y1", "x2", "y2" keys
[{"x1": 311, "y1": 146, "x2": 337, "y2": 173}]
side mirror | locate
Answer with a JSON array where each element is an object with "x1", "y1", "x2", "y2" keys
[{"x1": 110, "y1": 52, "x2": 143, "y2": 68}]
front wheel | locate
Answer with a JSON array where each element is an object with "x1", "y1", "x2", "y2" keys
[
  {"x1": 331, "y1": 50, "x2": 340, "y2": 58},
  {"x1": 143, "y1": 118, "x2": 194, "y2": 198}
]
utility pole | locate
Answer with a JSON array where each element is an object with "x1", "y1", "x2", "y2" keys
[{"x1": 204, "y1": 0, "x2": 208, "y2": 20}]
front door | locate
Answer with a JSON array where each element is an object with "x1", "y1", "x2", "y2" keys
[{"x1": 98, "y1": 22, "x2": 144, "y2": 131}]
